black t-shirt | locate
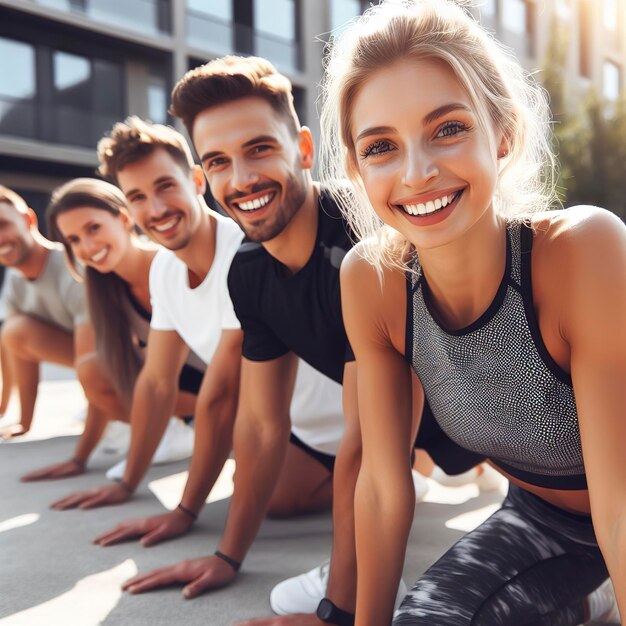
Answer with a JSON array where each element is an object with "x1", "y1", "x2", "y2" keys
[{"x1": 227, "y1": 189, "x2": 354, "y2": 384}]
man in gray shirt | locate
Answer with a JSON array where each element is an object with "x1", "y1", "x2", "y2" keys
[{"x1": 0, "y1": 184, "x2": 122, "y2": 480}]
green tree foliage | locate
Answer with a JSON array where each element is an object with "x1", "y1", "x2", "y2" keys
[{"x1": 541, "y1": 17, "x2": 626, "y2": 220}]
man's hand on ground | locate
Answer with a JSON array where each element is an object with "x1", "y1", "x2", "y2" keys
[
  {"x1": 21, "y1": 458, "x2": 84, "y2": 481},
  {"x1": 235, "y1": 615, "x2": 326, "y2": 625},
  {"x1": 94, "y1": 509, "x2": 194, "y2": 547},
  {"x1": 0, "y1": 423, "x2": 29, "y2": 439},
  {"x1": 122, "y1": 555, "x2": 237, "y2": 598},
  {"x1": 51, "y1": 482, "x2": 131, "y2": 510}
]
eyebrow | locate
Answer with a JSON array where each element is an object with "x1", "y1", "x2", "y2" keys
[
  {"x1": 126, "y1": 175, "x2": 174, "y2": 198},
  {"x1": 201, "y1": 135, "x2": 278, "y2": 164},
  {"x1": 355, "y1": 102, "x2": 472, "y2": 143}
]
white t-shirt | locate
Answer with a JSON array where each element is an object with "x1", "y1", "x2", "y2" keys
[
  {"x1": 3, "y1": 245, "x2": 87, "y2": 331},
  {"x1": 149, "y1": 211, "x2": 344, "y2": 457},
  {"x1": 290, "y1": 359, "x2": 344, "y2": 456},
  {"x1": 149, "y1": 212, "x2": 243, "y2": 364}
]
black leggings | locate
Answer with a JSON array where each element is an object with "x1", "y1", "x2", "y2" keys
[{"x1": 394, "y1": 484, "x2": 608, "y2": 626}]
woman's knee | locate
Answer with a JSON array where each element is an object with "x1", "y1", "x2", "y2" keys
[
  {"x1": 76, "y1": 356, "x2": 114, "y2": 404},
  {"x1": 1, "y1": 314, "x2": 35, "y2": 352}
]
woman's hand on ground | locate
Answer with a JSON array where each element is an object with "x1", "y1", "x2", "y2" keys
[
  {"x1": 94, "y1": 509, "x2": 194, "y2": 547},
  {"x1": 50, "y1": 482, "x2": 131, "y2": 510},
  {"x1": 0, "y1": 423, "x2": 29, "y2": 439},
  {"x1": 236, "y1": 616, "x2": 326, "y2": 625},
  {"x1": 122, "y1": 555, "x2": 237, "y2": 598},
  {"x1": 21, "y1": 458, "x2": 84, "y2": 481}
]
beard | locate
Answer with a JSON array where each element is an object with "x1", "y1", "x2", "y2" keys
[
  {"x1": 226, "y1": 171, "x2": 309, "y2": 244},
  {"x1": 3, "y1": 237, "x2": 32, "y2": 268}
]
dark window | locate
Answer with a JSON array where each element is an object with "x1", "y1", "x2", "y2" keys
[
  {"x1": 185, "y1": 0, "x2": 301, "y2": 71},
  {"x1": 0, "y1": 37, "x2": 37, "y2": 139},
  {"x1": 52, "y1": 51, "x2": 123, "y2": 147},
  {"x1": 0, "y1": 35, "x2": 124, "y2": 149},
  {"x1": 253, "y1": 0, "x2": 299, "y2": 72},
  {"x1": 186, "y1": 0, "x2": 234, "y2": 54}
]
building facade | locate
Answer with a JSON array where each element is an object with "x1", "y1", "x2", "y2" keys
[{"x1": 0, "y1": 0, "x2": 623, "y2": 225}]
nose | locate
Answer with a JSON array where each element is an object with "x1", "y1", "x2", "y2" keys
[
  {"x1": 401, "y1": 143, "x2": 439, "y2": 189},
  {"x1": 78, "y1": 236, "x2": 98, "y2": 260},
  {"x1": 230, "y1": 159, "x2": 260, "y2": 192},
  {"x1": 144, "y1": 194, "x2": 168, "y2": 221}
]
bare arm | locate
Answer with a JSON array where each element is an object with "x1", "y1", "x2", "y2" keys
[
  {"x1": 218, "y1": 352, "x2": 297, "y2": 561},
  {"x1": 71, "y1": 323, "x2": 109, "y2": 464},
  {"x1": 558, "y1": 209, "x2": 626, "y2": 615},
  {"x1": 341, "y1": 247, "x2": 415, "y2": 626},
  {"x1": 120, "y1": 353, "x2": 296, "y2": 598},
  {"x1": 179, "y1": 329, "x2": 242, "y2": 514},
  {"x1": 324, "y1": 361, "x2": 360, "y2": 611},
  {"x1": 95, "y1": 329, "x2": 242, "y2": 547},
  {"x1": 51, "y1": 328, "x2": 189, "y2": 509}
]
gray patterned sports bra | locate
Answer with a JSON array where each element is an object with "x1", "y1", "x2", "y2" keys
[{"x1": 405, "y1": 221, "x2": 586, "y2": 490}]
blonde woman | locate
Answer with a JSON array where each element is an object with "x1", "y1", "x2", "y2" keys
[{"x1": 320, "y1": 1, "x2": 626, "y2": 624}]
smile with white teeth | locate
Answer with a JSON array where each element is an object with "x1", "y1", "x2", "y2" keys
[
  {"x1": 401, "y1": 190, "x2": 462, "y2": 216},
  {"x1": 90, "y1": 248, "x2": 108, "y2": 263},
  {"x1": 0, "y1": 244, "x2": 13, "y2": 255},
  {"x1": 235, "y1": 192, "x2": 274, "y2": 212},
  {"x1": 153, "y1": 216, "x2": 181, "y2": 232}
]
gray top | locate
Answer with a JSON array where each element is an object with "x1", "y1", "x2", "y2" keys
[
  {"x1": 406, "y1": 221, "x2": 586, "y2": 490},
  {"x1": 3, "y1": 245, "x2": 87, "y2": 332}
]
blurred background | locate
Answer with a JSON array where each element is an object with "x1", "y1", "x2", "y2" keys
[{"x1": 0, "y1": 0, "x2": 625, "y2": 236}]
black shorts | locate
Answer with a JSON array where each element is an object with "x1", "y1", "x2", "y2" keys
[
  {"x1": 178, "y1": 364, "x2": 203, "y2": 395},
  {"x1": 414, "y1": 400, "x2": 485, "y2": 475},
  {"x1": 289, "y1": 432, "x2": 335, "y2": 473}
]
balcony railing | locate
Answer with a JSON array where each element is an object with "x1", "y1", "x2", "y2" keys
[
  {"x1": 34, "y1": 0, "x2": 170, "y2": 37},
  {"x1": 0, "y1": 97, "x2": 121, "y2": 149}
]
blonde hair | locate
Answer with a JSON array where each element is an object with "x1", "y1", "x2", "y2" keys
[{"x1": 319, "y1": 0, "x2": 557, "y2": 271}]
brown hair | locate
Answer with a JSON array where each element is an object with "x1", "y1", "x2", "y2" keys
[
  {"x1": 97, "y1": 116, "x2": 195, "y2": 183},
  {"x1": 47, "y1": 178, "x2": 142, "y2": 409},
  {"x1": 170, "y1": 55, "x2": 300, "y2": 137},
  {"x1": 0, "y1": 185, "x2": 29, "y2": 214}
]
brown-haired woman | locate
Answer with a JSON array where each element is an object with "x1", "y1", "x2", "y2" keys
[{"x1": 28, "y1": 178, "x2": 202, "y2": 483}]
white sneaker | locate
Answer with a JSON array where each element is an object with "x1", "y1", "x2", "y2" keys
[
  {"x1": 412, "y1": 469, "x2": 429, "y2": 503},
  {"x1": 585, "y1": 577, "x2": 621, "y2": 624},
  {"x1": 105, "y1": 418, "x2": 194, "y2": 481},
  {"x1": 269, "y1": 560, "x2": 408, "y2": 615},
  {"x1": 92, "y1": 420, "x2": 131, "y2": 459}
]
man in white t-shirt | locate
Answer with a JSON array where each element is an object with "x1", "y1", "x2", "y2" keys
[{"x1": 52, "y1": 119, "x2": 344, "y2": 549}]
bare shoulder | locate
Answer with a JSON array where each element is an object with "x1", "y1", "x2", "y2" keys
[
  {"x1": 531, "y1": 206, "x2": 625, "y2": 259},
  {"x1": 341, "y1": 239, "x2": 407, "y2": 352},
  {"x1": 530, "y1": 207, "x2": 626, "y2": 340},
  {"x1": 342, "y1": 239, "x2": 406, "y2": 291}
]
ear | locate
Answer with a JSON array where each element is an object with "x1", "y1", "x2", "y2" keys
[
  {"x1": 497, "y1": 125, "x2": 514, "y2": 159},
  {"x1": 119, "y1": 210, "x2": 134, "y2": 231},
  {"x1": 192, "y1": 164, "x2": 207, "y2": 196},
  {"x1": 298, "y1": 126, "x2": 315, "y2": 171},
  {"x1": 25, "y1": 207, "x2": 38, "y2": 229}
]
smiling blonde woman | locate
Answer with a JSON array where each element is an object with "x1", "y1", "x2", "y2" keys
[{"x1": 320, "y1": 1, "x2": 626, "y2": 625}]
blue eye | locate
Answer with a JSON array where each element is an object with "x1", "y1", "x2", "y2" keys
[
  {"x1": 360, "y1": 140, "x2": 395, "y2": 159},
  {"x1": 436, "y1": 121, "x2": 469, "y2": 138}
]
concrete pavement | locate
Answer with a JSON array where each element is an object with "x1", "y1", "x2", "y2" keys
[{"x1": 1, "y1": 371, "x2": 520, "y2": 626}]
